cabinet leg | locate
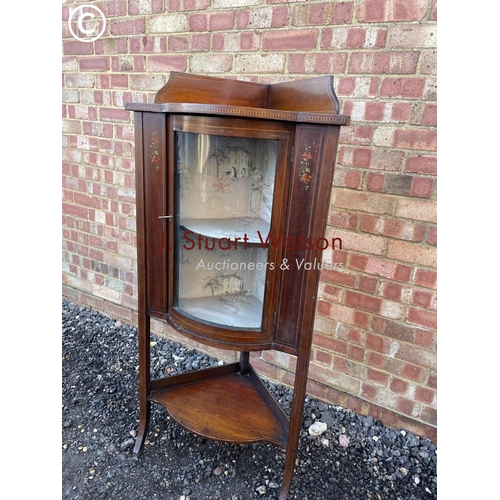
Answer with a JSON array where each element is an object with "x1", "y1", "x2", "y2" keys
[
  {"x1": 134, "y1": 311, "x2": 151, "y2": 455},
  {"x1": 239, "y1": 351, "x2": 250, "y2": 375},
  {"x1": 133, "y1": 400, "x2": 151, "y2": 454},
  {"x1": 279, "y1": 484, "x2": 291, "y2": 500},
  {"x1": 280, "y1": 443, "x2": 295, "y2": 500},
  {"x1": 280, "y1": 346, "x2": 311, "y2": 500}
]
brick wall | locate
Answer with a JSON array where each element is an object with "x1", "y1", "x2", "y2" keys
[{"x1": 62, "y1": 0, "x2": 437, "y2": 442}]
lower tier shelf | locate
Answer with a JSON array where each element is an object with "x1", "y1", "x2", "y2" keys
[
  {"x1": 149, "y1": 366, "x2": 289, "y2": 448},
  {"x1": 178, "y1": 293, "x2": 263, "y2": 329}
]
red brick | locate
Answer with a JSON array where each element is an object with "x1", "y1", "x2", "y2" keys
[
  {"x1": 130, "y1": 0, "x2": 167, "y2": 14},
  {"x1": 272, "y1": 6, "x2": 290, "y2": 27},
  {"x1": 328, "y1": 211, "x2": 358, "y2": 230},
  {"x1": 365, "y1": 334, "x2": 383, "y2": 353},
  {"x1": 353, "y1": 147, "x2": 372, "y2": 167},
  {"x1": 168, "y1": 35, "x2": 190, "y2": 52},
  {"x1": 380, "y1": 78, "x2": 426, "y2": 99},
  {"x1": 345, "y1": 290, "x2": 381, "y2": 313},
  {"x1": 357, "y1": 0, "x2": 429, "y2": 22},
  {"x1": 63, "y1": 203, "x2": 88, "y2": 219},
  {"x1": 314, "y1": 349, "x2": 333, "y2": 366},
  {"x1": 364, "y1": 102, "x2": 385, "y2": 121},
  {"x1": 414, "y1": 269, "x2": 436, "y2": 288},
  {"x1": 343, "y1": 169, "x2": 363, "y2": 189},
  {"x1": 390, "y1": 377, "x2": 408, "y2": 394},
  {"x1": 235, "y1": 9, "x2": 249, "y2": 29},
  {"x1": 322, "y1": 285, "x2": 341, "y2": 301},
  {"x1": 240, "y1": 32, "x2": 259, "y2": 51},
  {"x1": 289, "y1": 53, "x2": 347, "y2": 74},
  {"x1": 63, "y1": 40, "x2": 93, "y2": 55},
  {"x1": 349, "y1": 254, "x2": 368, "y2": 272},
  {"x1": 394, "y1": 0, "x2": 430, "y2": 21},
  {"x1": 405, "y1": 155, "x2": 437, "y2": 174},
  {"x1": 367, "y1": 351, "x2": 386, "y2": 368},
  {"x1": 99, "y1": 107, "x2": 131, "y2": 124},
  {"x1": 333, "y1": 2, "x2": 354, "y2": 23},
  {"x1": 397, "y1": 343, "x2": 436, "y2": 371},
  {"x1": 321, "y1": 269, "x2": 356, "y2": 287},
  {"x1": 382, "y1": 282, "x2": 403, "y2": 300},
  {"x1": 412, "y1": 289, "x2": 433, "y2": 308},
  {"x1": 381, "y1": 218, "x2": 404, "y2": 238},
  {"x1": 408, "y1": 307, "x2": 437, "y2": 330},
  {"x1": 427, "y1": 226, "x2": 437, "y2": 246},
  {"x1": 361, "y1": 382, "x2": 379, "y2": 400},
  {"x1": 73, "y1": 193, "x2": 100, "y2": 209},
  {"x1": 394, "y1": 264, "x2": 412, "y2": 283},
  {"x1": 401, "y1": 362, "x2": 426, "y2": 382},
  {"x1": 189, "y1": 12, "x2": 207, "y2": 31},
  {"x1": 147, "y1": 55, "x2": 187, "y2": 72},
  {"x1": 313, "y1": 334, "x2": 348, "y2": 356},
  {"x1": 333, "y1": 356, "x2": 348, "y2": 373},
  {"x1": 369, "y1": 149, "x2": 405, "y2": 171},
  {"x1": 377, "y1": 318, "x2": 415, "y2": 343},
  {"x1": 387, "y1": 240, "x2": 436, "y2": 267},
  {"x1": 333, "y1": 166, "x2": 363, "y2": 189},
  {"x1": 430, "y1": 0, "x2": 437, "y2": 20},
  {"x1": 414, "y1": 328, "x2": 435, "y2": 348},
  {"x1": 316, "y1": 300, "x2": 331, "y2": 316},
  {"x1": 129, "y1": 36, "x2": 167, "y2": 53},
  {"x1": 420, "y1": 405, "x2": 437, "y2": 426},
  {"x1": 367, "y1": 172, "x2": 384, "y2": 192},
  {"x1": 353, "y1": 311, "x2": 370, "y2": 328},
  {"x1": 346, "y1": 28, "x2": 368, "y2": 48},
  {"x1": 80, "y1": 57, "x2": 109, "y2": 71},
  {"x1": 192, "y1": 33, "x2": 210, "y2": 51},
  {"x1": 347, "y1": 344, "x2": 365, "y2": 362},
  {"x1": 111, "y1": 74, "x2": 128, "y2": 88},
  {"x1": 427, "y1": 372, "x2": 437, "y2": 389},
  {"x1": 358, "y1": 276, "x2": 377, "y2": 293},
  {"x1": 110, "y1": 18, "x2": 145, "y2": 35},
  {"x1": 356, "y1": 0, "x2": 386, "y2": 22},
  {"x1": 415, "y1": 386, "x2": 435, "y2": 404},
  {"x1": 368, "y1": 172, "x2": 414, "y2": 196},
  {"x1": 339, "y1": 125, "x2": 373, "y2": 146},
  {"x1": 397, "y1": 397, "x2": 415, "y2": 416},
  {"x1": 421, "y1": 104, "x2": 437, "y2": 126},
  {"x1": 396, "y1": 199, "x2": 436, "y2": 223},
  {"x1": 292, "y1": 2, "x2": 331, "y2": 26},
  {"x1": 368, "y1": 368, "x2": 389, "y2": 385},
  {"x1": 209, "y1": 11, "x2": 235, "y2": 30},
  {"x1": 411, "y1": 177, "x2": 435, "y2": 198},
  {"x1": 263, "y1": 29, "x2": 318, "y2": 51},
  {"x1": 394, "y1": 128, "x2": 437, "y2": 151},
  {"x1": 359, "y1": 214, "x2": 377, "y2": 233},
  {"x1": 336, "y1": 74, "x2": 355, "y2": 92},
  {"x1": 391, "y1": 103, "x2": 411, "y2": 122}
]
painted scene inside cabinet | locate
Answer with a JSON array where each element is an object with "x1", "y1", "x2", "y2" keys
[{"x1": 174, "y1": 132, "x2": 278, "y2": 330}]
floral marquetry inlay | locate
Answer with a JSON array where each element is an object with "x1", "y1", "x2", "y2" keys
[
  {"x1": 149, "y1": 131, "x2": 160, "y2": 170},
  {"x1": 299, "y1": 145, "x2": 314, "y2": 190}
]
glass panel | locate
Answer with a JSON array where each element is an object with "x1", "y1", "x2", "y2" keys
[{"x1": 174, "y1": 132, "x2": 278, "y2": 330}]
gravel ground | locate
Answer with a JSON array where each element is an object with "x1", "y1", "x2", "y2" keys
[{"x1": 62, "y1": 298, "x2": 437, "y2": 499}]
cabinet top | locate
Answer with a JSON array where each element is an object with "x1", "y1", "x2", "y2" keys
[{"x1": 125, "y1": 72, "x2": 350, "y2": 126}]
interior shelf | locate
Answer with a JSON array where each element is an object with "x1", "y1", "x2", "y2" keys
[
  {"x1": 180, "y1": 217, "x2": 271, "y2": 244},
  {"x1": 149, "y1": 365, "x2": 289, "y2": 448},
  {"x1": 178, "y1": 293, "x2": 263, "y2": 329}
]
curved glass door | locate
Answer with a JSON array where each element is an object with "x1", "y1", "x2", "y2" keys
[{"x1": 174, "y1": 131, "x2": 278, "y2": 330}]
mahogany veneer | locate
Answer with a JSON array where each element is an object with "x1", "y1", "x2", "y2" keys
[{"x1": 125, "y1": 72, "x2": 349, "y2": 499}]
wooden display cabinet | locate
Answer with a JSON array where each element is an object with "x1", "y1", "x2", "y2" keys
[{"x1": 125, "y1": 72, "x2": 349, "y2": 499}]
